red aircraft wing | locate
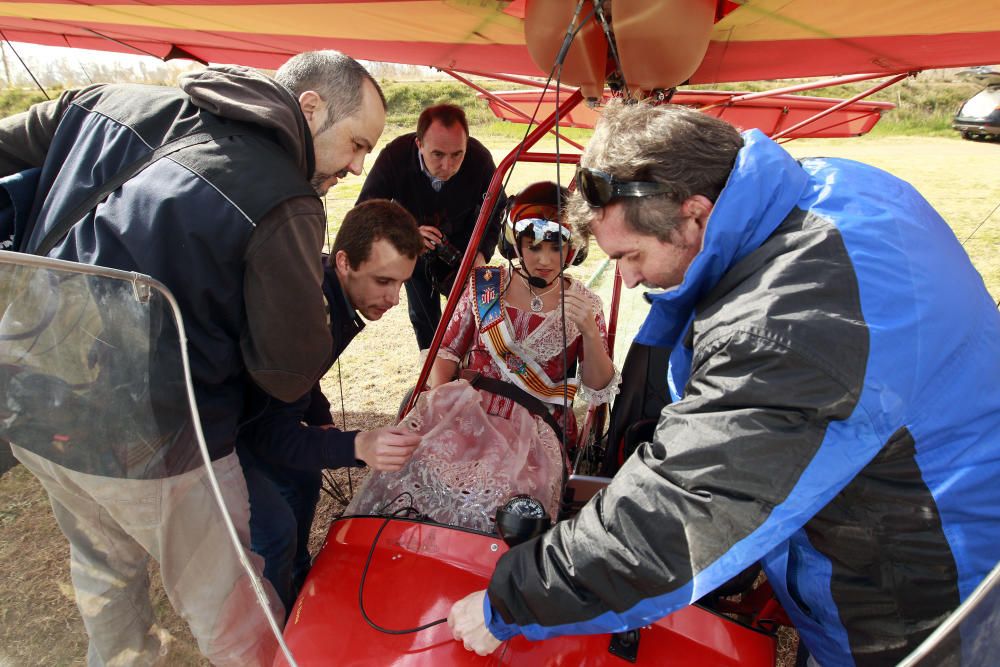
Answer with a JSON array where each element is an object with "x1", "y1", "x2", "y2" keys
[
  {"x1": 0, "y1": 0, "x2": 996, "y2": 79},
  {"x1": 478, "y1": 87, "x2": 897, "y2": 137}
]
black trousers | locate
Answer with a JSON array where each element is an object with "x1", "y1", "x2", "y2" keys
[{"x1": 405, "y1": 257, "x2": 443, "y2": 350}]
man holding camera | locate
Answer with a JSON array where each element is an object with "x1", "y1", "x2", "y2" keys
[{"x1": 356, "y1": 104, "x2": 503, "y2": 350}]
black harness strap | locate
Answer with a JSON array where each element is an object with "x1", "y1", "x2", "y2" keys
[{"x1": 459, "y1": 369, "x2": 565, "y2": 443}]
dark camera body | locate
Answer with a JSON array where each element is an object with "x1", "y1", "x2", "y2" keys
[
  {"x1": 426, "y1": 235, "x2": 462, "y2": 267},
  {"x1": 423, "y1": 233, "x2": 463, "y2": 295}
]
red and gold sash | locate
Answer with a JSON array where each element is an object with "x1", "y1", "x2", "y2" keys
[{"x1": 470, "y1": 267, "x2": 578, "y2": 406}]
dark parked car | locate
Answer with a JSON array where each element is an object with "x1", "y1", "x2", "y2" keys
[{"x1": 953, "y1": 83, "x2": 1000, "y2": 141}]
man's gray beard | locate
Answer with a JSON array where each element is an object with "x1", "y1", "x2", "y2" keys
[{"x1": 311, "y1": 175, "x2": 331, "y2": 196}]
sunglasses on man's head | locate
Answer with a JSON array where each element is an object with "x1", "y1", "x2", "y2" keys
[{"x1": 575, "y1": 167, "x2": 675, "y2": 208}]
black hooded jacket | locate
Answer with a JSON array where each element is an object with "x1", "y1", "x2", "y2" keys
[
  {"x1": 237, "y1": 265, "x2": 366, "y2": 470},
  {"x1": 0, "y1": 66, "x2": 333, "y2": 464}
]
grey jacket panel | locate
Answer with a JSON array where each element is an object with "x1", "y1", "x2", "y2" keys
[{"x1": 490, "y1": 209, "x2": 870, "y2": 627}]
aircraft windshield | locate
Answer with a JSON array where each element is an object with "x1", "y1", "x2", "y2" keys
[
  {"x1": 0, "y1": 254, "x2": 197, "y2": 478},
  {"x1": 0, "y1": 252, "x2": 292, "y2": 665}
]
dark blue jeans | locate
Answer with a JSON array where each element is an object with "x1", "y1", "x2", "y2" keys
[
  {"x1": 404, "y1": 257, "x2": 443, "y2": 350},
  {"x1": 236, "y1": 447, "x2": 321, "y2": 615}
]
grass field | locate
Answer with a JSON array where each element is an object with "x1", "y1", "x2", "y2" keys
[{"x1": 0, "y1": 130, "x2": 997, "y2": 666}]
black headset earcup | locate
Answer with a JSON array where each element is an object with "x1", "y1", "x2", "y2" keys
[
  {"x1": 498, "y1": 198, "x2": 518, "y2": 260},
  {"x1": 498, "y1": 227, "x2": 518, "y2": 260},
  {"x1": 570, "y1": 238, "x2": 589, "y2": 266}
]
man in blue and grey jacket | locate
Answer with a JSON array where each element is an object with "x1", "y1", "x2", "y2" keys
[{"x1": 449, "y1": 102, "x2": 1000, "y2": 666}]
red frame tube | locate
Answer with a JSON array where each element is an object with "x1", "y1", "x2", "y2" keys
[
  {"x1": 507, "y1": 152, "x2": 581, "y2": 164},
  {"x1": 401, "y1": 68, "x2": 917, "y2": 413},
  {"x1": 576, "y1": 263, "x2": 623, "y2": 468},
  {"x1": 442, "y1": 69, "x2": 587, "y2": 151},
  {"x1": 772, "y1": 110, "x2": 884, "y2": 141},
  {"x1": 450, "y1": 68, "x2": 580, "y2": 93},
  {"x1": 606, "y1": 264, "x2": 623, "y2": 358},
  {"x1": 699, "y1": 70, "x2": 911, "y2": 108},
  {"x1": 772, "y1": 71, "x2": 911, "y2": 140}
]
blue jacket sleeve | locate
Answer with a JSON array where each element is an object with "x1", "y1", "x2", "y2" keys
[{"x1": 484, "y1": 328, "x2": 868, "y2": 641}]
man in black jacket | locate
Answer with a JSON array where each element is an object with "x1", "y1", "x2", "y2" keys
[
  {"x1": 356, "y1": 104, "x2": 503, "y2": 350},
  {"x1": 0, "y1": 51, "x2": 386, "y2": 665},
  {"x1": 237, "y1": 199, "x2": 424, "y2": 612}
]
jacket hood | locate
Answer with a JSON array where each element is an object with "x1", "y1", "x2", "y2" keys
[
  {"x1": 635, "y1": 130, "x2": 809, "y2": 348},
  {"x1": 179, "y1": 65, "x2": 314, "y2": 178}
]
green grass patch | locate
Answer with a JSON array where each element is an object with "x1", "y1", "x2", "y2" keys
[
  {"x1": 380, "y1": 79, "x2": 496, "y2": 129},
  {"x1": 0, "y1": 88, "x2": 57, "y2": 118}
]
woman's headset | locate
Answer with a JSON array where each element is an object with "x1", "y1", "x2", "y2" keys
[{"x1": 498, "y1": 181, "x2": 588, "y2": 268}]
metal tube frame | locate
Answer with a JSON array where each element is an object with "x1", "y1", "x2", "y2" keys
[
  {"x1": 696, "y1": 70, "x2": 915, "y2": 141},
  {"x1": 771, "y1": 71, "x2": 912, "y2": 140},
  {"x1": 451, "y1": 68, "x2": 580, "y2": 94},
  {"x1": 772, "y1": 109, "x2": 884, "y2": 142},
  {"x1": 461, "y1": 67, "x2": 913, "y2": 145},
  {"x1": 605, "y1": 264, "x2": 623, "y2": 359},
  {"x1": 442, "y1": 69, "x2": 586, "y2": 151},
  {"x1": 401, "y1": 66, "x2": 917, "y2": 423},
  {"x1": 699, "y1": 70, "x2": 911, "y2": 107}
]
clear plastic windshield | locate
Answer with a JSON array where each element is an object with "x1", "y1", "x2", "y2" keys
[
  {"x1": 0, "y1": 251, "x2": 294, "y2": 665},
  {"x1": 0, "y1": 254, "x2": 197, "y2": 478}
]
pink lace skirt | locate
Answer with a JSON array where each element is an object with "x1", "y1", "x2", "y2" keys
[{"x1": 346, "y1": 380, "x2": 564, "y2": 533}]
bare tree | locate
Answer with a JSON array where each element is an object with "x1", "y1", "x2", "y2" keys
[{"x1": 1, "y1": 43, "x2": 11, "y2": 87}]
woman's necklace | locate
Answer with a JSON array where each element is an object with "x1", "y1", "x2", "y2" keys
[{"x1": 520, "y1": 273, "x2": 560, "y2": 313}]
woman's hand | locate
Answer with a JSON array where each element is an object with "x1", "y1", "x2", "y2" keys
[
  {"x1": 562, "y1": 290, "x2": 615, "y2": 393},
  {"x1": 561, "y1": 291, "x2": 599, "y2": 337}
]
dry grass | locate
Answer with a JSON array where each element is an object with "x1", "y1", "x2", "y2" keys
[
  {"x1": 781, "y1": 135, "x2": 1000, "y2": 300},
  {"x1": 0, "y1": 464, "x2": 87, "y2": 666},
  {"x1": 1, "y1": 133, "x2": 997, "y2": 665}
]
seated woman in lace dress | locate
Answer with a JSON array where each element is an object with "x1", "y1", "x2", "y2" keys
[{"x1": 348, "y1": 182, "x2": 620, "y2": 532}]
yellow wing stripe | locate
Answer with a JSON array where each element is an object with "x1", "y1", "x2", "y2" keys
[{"x1": 0, "y1": 1, "x2": 524, "y2": 44}]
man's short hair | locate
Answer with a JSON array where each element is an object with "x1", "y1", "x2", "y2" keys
[
  {"x1": 416, "y1": 104, "x2": 469, "y2": 140},
  {"x1": 332, "y1": 199, "x2": 423, "y2": 269},
  {"x1": 568, "y1": 101, "x2": 744, "y2": 243},
  {"x1": 275, "y1": 50, "x2": 387, "y2": 135}
]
